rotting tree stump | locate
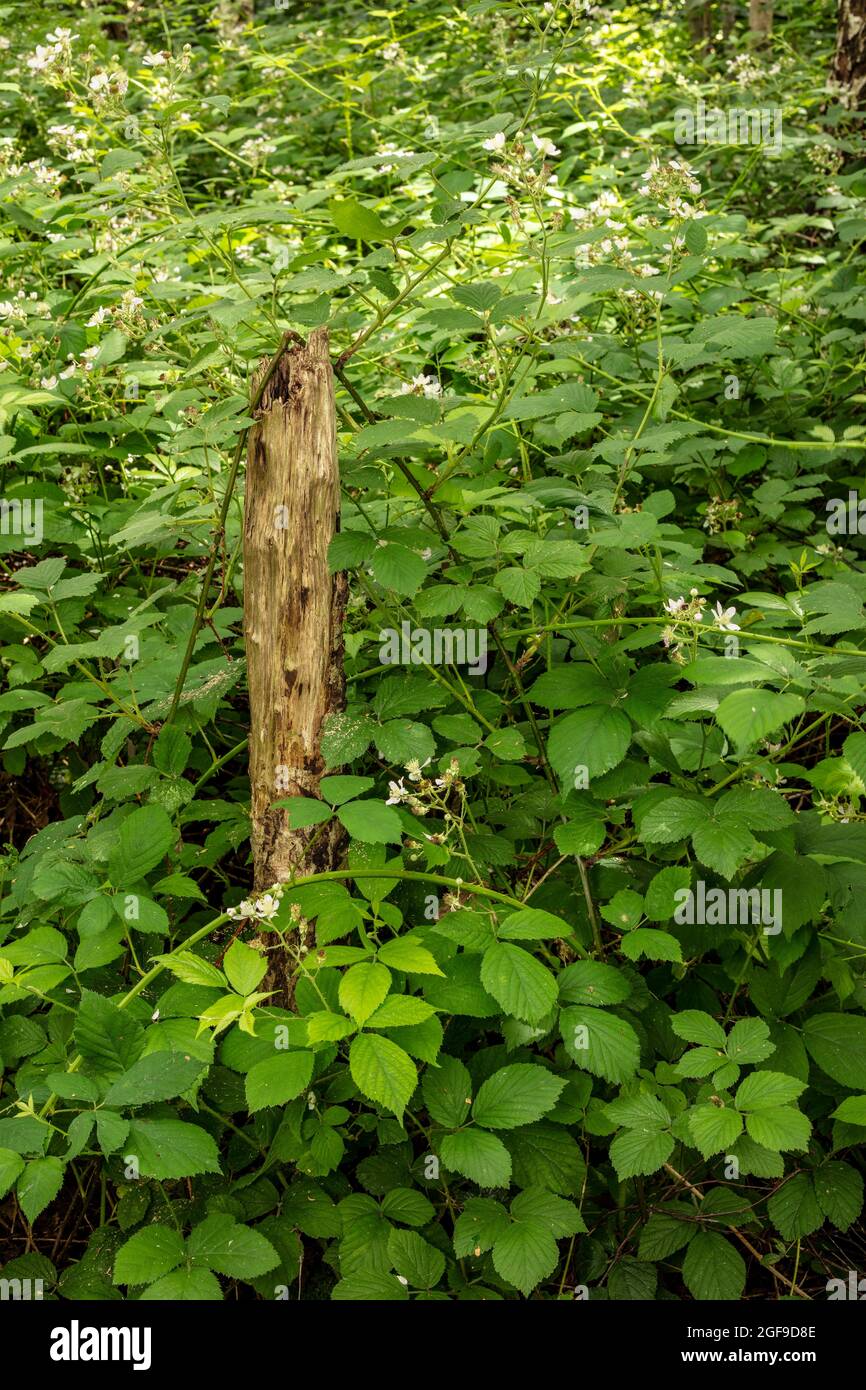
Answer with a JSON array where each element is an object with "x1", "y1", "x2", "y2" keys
[
  {"x1": 243, "y1": 327, "x2": 347, "y2": 1005},
  {"x1": 834, "y1": 0, "x2": 866, "y2": 107}
]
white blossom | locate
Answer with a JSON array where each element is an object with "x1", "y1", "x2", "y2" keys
[
  {"x1": 712, "y1": 602, "x2": 740, "y2": 632},
  {"x1": 531, "y1": 133, "x2": 560, "y2": 158}
]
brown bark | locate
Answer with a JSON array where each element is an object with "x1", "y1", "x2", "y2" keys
[
  {"x1": 748, "y1": 0, "x2": 773, "y2": 40},
  {"x1": 243, "y1": 327, "x2": 347, "y2": 1004},
  {"x1": 833, "y1": 0, "x2": 866, "y2": 106},
  {"x1": 687, "y1": 2, "x2": 714, "y2": 46}
]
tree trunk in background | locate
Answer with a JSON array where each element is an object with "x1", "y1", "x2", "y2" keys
[
  {"x1": 834, "y1": 0, "x2": 866, "y2": 106},
  {"x1": 244, "y1": 328, "x2": 347, "y2": 1006},
  {"x1": 99, "y1": 2, "x2": 129, "y2": 41},
  {"x1": 749, "y1": 0, "x2": 773, "y2": 40},
  {"x1": 687, "y1": 1, "x2": 714, "y2": 47}
]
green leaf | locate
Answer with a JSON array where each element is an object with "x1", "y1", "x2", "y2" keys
[
  {"x1": 472, "y1": 1065, "x2": 565, "y2": 1130},
  {"x1": 843, "y1": 731, "x2": 866, "y2": 788},
  {"x1": 305, "y1": 1011, "x2": 355, "y2": 1043},
  {"x1": 95, "y1": 1112, "x2": 129, "y2": 1158},
  {"x1": 553, "y1": 812, "x2": 605, "y2": 858},
  {"x1": 126, "y1": 1119, "x2": 221, "y2": 1179},
  {"x1": 511, "y1": 1187, "x2": 584, "y2": 1237},
  {"x1": 366, "y1": 996, "x2": 436, "y2": 1027},
  {"x1": 676, "y1": 1046, "x2": 726, "y2": 1078},
  {"x1": 339, "y1": 962, "x2": 392, "y2": 1024},
  {"x1": 108, "y1": 804, "x2": 176, "y2": 884},
  {"x1": 729, "y1": 1133, "x2": 784, "y2": 1179},
  {"x1": 370, "y1": 543, "x2": 427, "y2": 596},
  {"x1": 600, "y1": 889, "x2": 644, "y2": 931},
  {"x1": 687, "y1": 1104, "x2": 743, "y2": 1159},
  {"x1": 644, "y1": 866, "x2": 692, "y2": 921},
  {"x1": 684, "y1": 219, "x2": 707, "y2": 254},
  {"x1": 725, "y1": 1017, "x2": 774, "y2": 1064},
  {"x1": 453, "y1": 1197, "x2": 510, "y2": 1256},
  {"x1": 381, "y1": 1188, "x2": 436, "y2": 1227},
  {"x1": 422, "y1": 953, "x2": 499, "y2": 1018},
  {"x1": 609, "y1": 1127, "x2": 675, "y2": 1179},
  {"x1": 245, "y1": 1051, "x2": 314, "y2": 1112},
  {"x1": 337, "y1": 800, "x2": 404, "y2": 844},
  {"x1": 377, "y1": 937, "x2": 444, "y2": 975},
  {"x1": 638, "y1": 1208, "x2": 697, "y2": 1261},
  {"x1": 639, "y1": 797, "x2": 707, "y2": 844},
  {"x1": 0, "y1": 1149, "x2": 26, "y2": 1199},
  {"x1": 558, "y1": 960, "x2": 631, "y2": 1006},
  {"x1": 73, "y1": 989, "x2": 144, "y2": 1078},
  {"x1": 527, "y1": 664, "x2": 611, "y2": 709},
  {"x1": 735, "y1": 1070, "x2": 806, "y2": 1111},
  {"x1": 321, "y1": 712, "x2": 372, "y2": 766},
  {"x1": 480, "y1": 941, "x2": 557, "y2": 1023},
  {"x1": 491, "y1": 1220, "x2": 557, "y2": 1296},
  {"x1": 691, "y1": 818, "x2": 757, "y2": 879},
  {"x1": 813, "y1": 1162, "x2": 863, "y2": 1233},
  {"x1": 620, "y1": 928, "x2": 682, "y2": 963},
  {"x1": 422, "y1": 1054, "x2": 472, "y2": 1128},
  {"x1": 503, "y1": 1124, "x2": 585, "y2": 1195},
  {"x1": 158, "y1": 951, "x2": 226, "y2": 989},
  {"x1": 671, "y1": 1011, "x2": 726, "y2": 1048},
  {"x1": 329, "y1": 197, "x2": 394, "y2": 243},
  {"x1": 717, "y1": 787, "x2": 794, "y2": 830},
  {"x1": 349, "y1": 1033, "x2": 417, "y2": 1116},
  {"x1": 140, "y1": 1268, "x2": 223, "y2": 1301},
  {"x1": 187, "y1": 1213, "x2": 279, "y2": 1278},
  {"x1": 744, "y1": 1106, "x2": 811, "y2": 1152},
  {"x1": 831, "y1": 1095, "x2": 866, "y2": 1125},
  {"x1": 271, "y1": 789, "x2": 331, "y2": 830},
  {"x1": 494, "y1": 566, "x2": 540, "y2": 608},
  {"x1": 767, "y1": 1173, "x2": 823, "y2": 1241},
  {"x1": 16, "y1": 1157, "x2": 64, "y2": 1223},
  {"x1": 384, "y1": 1011, "x2": 443, "y2": 1065},
  {"x1": 716, "y1": 690, "x2": 804, "y2": 751},
  {"x1": 547, "y1": 706, "x2": 631, "y2": 784},
  {"x1": 223, "y1": 940, "x2": 267, "y2": 996},
  {"x1": 319, "y1": 775, "x2": 375, "y2": 805},
  {"x1": 561, "y1": 1006, "x2": 640, "y2": 1084},
  {"x1": 104, "y1": 1051, "x2": 206, "y2": 1107},
  {"x1": 682, "y1": 1232, "x2": 746, "y2": 1300},
  {"x1": 387, "y1": 1228, "x2": 445, "y2": 1289},
  {"x1": 440, "y1": 1128, "x2": 512, "y2": 1187},
  {"x1": 804, "y1": 1013, "x2": 866, "y2": 1088},
  {"x1": 153, "y1": 726, "x2": 191, "y2": 776},
  {"x1": 608, "y1": 1257, "x2": 658, "y2": 1300},
  {"x1": 332, "y1": 1271, "x2": 409, "y2": 1301},
  {"x1": 374, "y1": 718, "x2": 435, "y2": 765},
  {"x1": 497, "y1": 907, "x2": 570, "y2": 940},
  {"x1": 113, "y1": 1225, "x2": 185, "y2": 1286}
]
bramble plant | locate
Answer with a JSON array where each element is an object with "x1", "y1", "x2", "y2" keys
[{"x1": 0, "y1": 0, "x2": 865, "y2": 1304}]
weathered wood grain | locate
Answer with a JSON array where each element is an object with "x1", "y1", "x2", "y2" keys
[{"x1": 243, "y1": 328, "x2": 346, "y2": 1001}]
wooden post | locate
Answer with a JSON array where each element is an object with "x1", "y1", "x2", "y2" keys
[{"x1": 243, "y1": 328, "x2": 347, "y2": 1004}]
